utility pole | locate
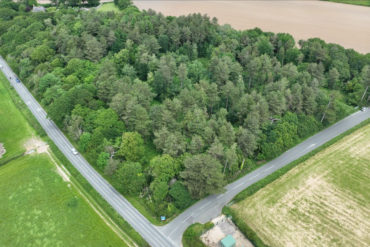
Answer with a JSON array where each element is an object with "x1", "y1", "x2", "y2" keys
[{"x1": 321, "y1": 94, "x2": 335, "y2": 123}]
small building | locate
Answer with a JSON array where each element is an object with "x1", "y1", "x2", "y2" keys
[
  {"x1": 32, "y1": 6, "x2": 46, "y2": 13},
  {"x1": 220, "y1": 234, "x2": 236, "y2": 247}
]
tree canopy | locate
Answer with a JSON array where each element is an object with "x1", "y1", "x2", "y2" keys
[{"x1": 0, "y1": 1, "x2": 368, "y2": 218}]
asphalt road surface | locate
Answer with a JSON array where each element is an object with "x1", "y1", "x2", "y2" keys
[{"x1": 1, "y1": 56, "x2": 369, "y2": 246}]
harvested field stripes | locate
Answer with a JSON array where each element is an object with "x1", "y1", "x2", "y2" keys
[{"x1": 231, "y1": 124, "x2": 370, "y2": 247}]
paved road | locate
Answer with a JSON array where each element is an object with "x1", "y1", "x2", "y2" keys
[
  {"x1": 1, "y1": 56, "x2": 369, "y2": 247},
  {"x1": 0, "y1": 57, "x2": 175, "y2": 247}
]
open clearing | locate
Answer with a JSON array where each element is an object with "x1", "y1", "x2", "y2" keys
[
  {"x1": 231, "y1": 123, "x2": 370, "y2": 247},
  {"x1": 0, "y1": 73, "x2": 129, "y2": 247},
  {"x1": 98, "y1": 2, "x2": 120, "y2": 12},
  {"x1": 134, "y1": 0, "x2": 370, "y2": 53}
]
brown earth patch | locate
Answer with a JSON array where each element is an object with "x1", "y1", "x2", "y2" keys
[{"x1": 24, "y1": 137, "x2": 49, "y2": 155}]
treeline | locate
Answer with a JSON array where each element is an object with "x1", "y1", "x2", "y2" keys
[{"x1": 0, "y1": 0, "x2": 369, "y2": 218}]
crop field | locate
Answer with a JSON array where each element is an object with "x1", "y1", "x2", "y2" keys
[
  {"x1": 231, "y1": 124, "x2": 370, "y2": 247},
  {"x1": 0, "y1": 74, "x2": 129, "y2": 246}
]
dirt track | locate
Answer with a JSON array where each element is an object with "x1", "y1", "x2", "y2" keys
[{"x1": 134, "y1": 0, "x2": 370, "y2": 54}]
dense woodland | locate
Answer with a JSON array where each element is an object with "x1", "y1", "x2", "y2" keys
[{"x1": 1, "y1": 0, "x2": 369, "y2": 218}]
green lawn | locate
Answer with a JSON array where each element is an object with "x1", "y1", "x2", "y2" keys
[
  {"x1": 0, "y1": 155, "x2": 126, "y2": 247},
  {"x1": 323, "y1": 0, "x2": 370, "y2": 6},
  {"x1": 0, "y1": 73, "x2": 130, "y2": 246},
  {"x1": 0, "y1": 72, "x2": 33, "y2": 158},
  {"x1": 98, "y1": 3, "x2": 120, "y2": 13},
  {"x1": 230, "y1": 124, "x2": 370, "y2": 247}
]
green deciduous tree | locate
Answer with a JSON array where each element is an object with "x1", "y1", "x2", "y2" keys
[
  {"x1": 169, "y1": 181, "x2": 193, "y2": 209},
  {"x1": 118, "y1": 132, "x2": 145, "y2": 162},
  {"x1": 150, "y1": 179, "x2": 169, "y2": 203},
  {"x1": 116, "y1": 162, "x2": 145, "y2": 195},
  {"x1": 97, "y1": 152, "x2": 110, "y2": 170},
  {"x1": 150, "y1": 154, "x2": 180, "y2": 182}
]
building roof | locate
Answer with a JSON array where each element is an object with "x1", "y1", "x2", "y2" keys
[{"x1": 221, "y1": 234, "x2": 236, "y2": 247}]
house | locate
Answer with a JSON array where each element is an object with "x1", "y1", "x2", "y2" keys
[
  {"x1": 32, "y1": 6, "x2": 46, "y2": 13},
  {"x1": 220, "y1": 234, "x2": 236, "y2": 247}
]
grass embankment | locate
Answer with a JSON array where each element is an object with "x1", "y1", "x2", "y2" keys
[
  {"x1": 225, "y1": 120, "x2": 370, "y2": 247},
  {"x1": 0, "y1": 72, "x2": 146, "y2": 246},
  {"x1": 182, "y1": 222, "x2": 214, "y2": 247},
  {"x1": 323, "y1": 0, "x2": 370, "y2": 7}
]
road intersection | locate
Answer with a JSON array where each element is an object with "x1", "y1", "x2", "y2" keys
[{"x1": 1, "y1": 56, "x2": 369, "y2": 246}]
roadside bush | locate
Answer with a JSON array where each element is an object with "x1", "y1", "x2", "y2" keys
[
  {"x1": 169, "y1": 181, "x2": 193, "y2": 209},
  {"x1": 182, "y1": 222, "x2": 214, "y2": 247},
  {"x1": 114, "y1": 0, "x2": 131, "y2": 9}
]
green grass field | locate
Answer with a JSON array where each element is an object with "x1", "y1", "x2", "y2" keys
[
  {"x1": 98, "y1": 3, "x2": 120, "y2": 13},
  {"x1": 323, "y1": 0, "x2": 370, "y2": 6},
  {"x1": 0, "y1": 155, "x2": 127, "y2": 247},
  {"x1": 231, "y1": 123, "x2": 370, "y2": 247},
  {"x1": 0, "y1": 73, "x2": 131, "y2": 246},
  {"x1": 0, "y1": 73, "x2": 33, "y2": 158}
]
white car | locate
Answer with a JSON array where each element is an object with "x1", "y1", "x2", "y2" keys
[
  {"x1": 71, "y1": 148, "x2": 78, "y2": 155},
  {"x1": 0, "y1": 64, "x2": 3, "y2": 69}
]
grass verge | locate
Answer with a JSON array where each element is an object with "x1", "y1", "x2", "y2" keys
[
  {"x1": 323, "y1": 0, "x2": 370, "y2": 7},
  {"x1": 182, "y1": 222, "x2": 214, "y2": 247}
]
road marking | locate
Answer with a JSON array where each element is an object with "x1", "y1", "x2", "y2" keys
[
  {"x1": 200, "y1": 202, "x2": 211, "y2": 210},
  {"x1": 182, "y1": 215, "x2": 192, "y2": 223},
  {"x1": 36, "y1": 108, "x2": 41, "y2": 112},
  {"x1": 307, "y1": 143, "x2": 316, "y2": 149},
  {"x1": 232, "y1": 183, "x2": 244, "y2": 190},
  {"x1": 265, "y1": 166, "x2": 274, "y2": 171},
  {"x1": 217, "y1": 194, "x2": 223, "y2": 199},
  {"x1": 168, "y1": 226, "x2": 179, "y2": 236},
  {"x1": 250, "y1": 174, "x2": 258, "y2": 179},
  {"x1": 26, "y1": 101, "x2": 31, "y2": 105}
]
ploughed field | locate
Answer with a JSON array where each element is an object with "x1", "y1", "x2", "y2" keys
[
  {"x1": 134, "y1": 0, "x2": 370, "y2": 53},
  {"x1": 231, "y1": 123, "x2": 370, "y2": 247},
  {"x1": 0, "y1": 73, "x2": 128, "y2": 247}
]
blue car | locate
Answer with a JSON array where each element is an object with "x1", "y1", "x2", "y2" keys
[{"x1": 16, "y1": 78, "x2": 20, "y2": 83}]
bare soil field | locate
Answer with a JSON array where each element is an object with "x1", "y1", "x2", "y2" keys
[
  {"x1": 230, "y1": 123, "x2": 370, "y2": 247},
  {"x1": 134, "y1": 0, "x2": 370, "y2": 54}
]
